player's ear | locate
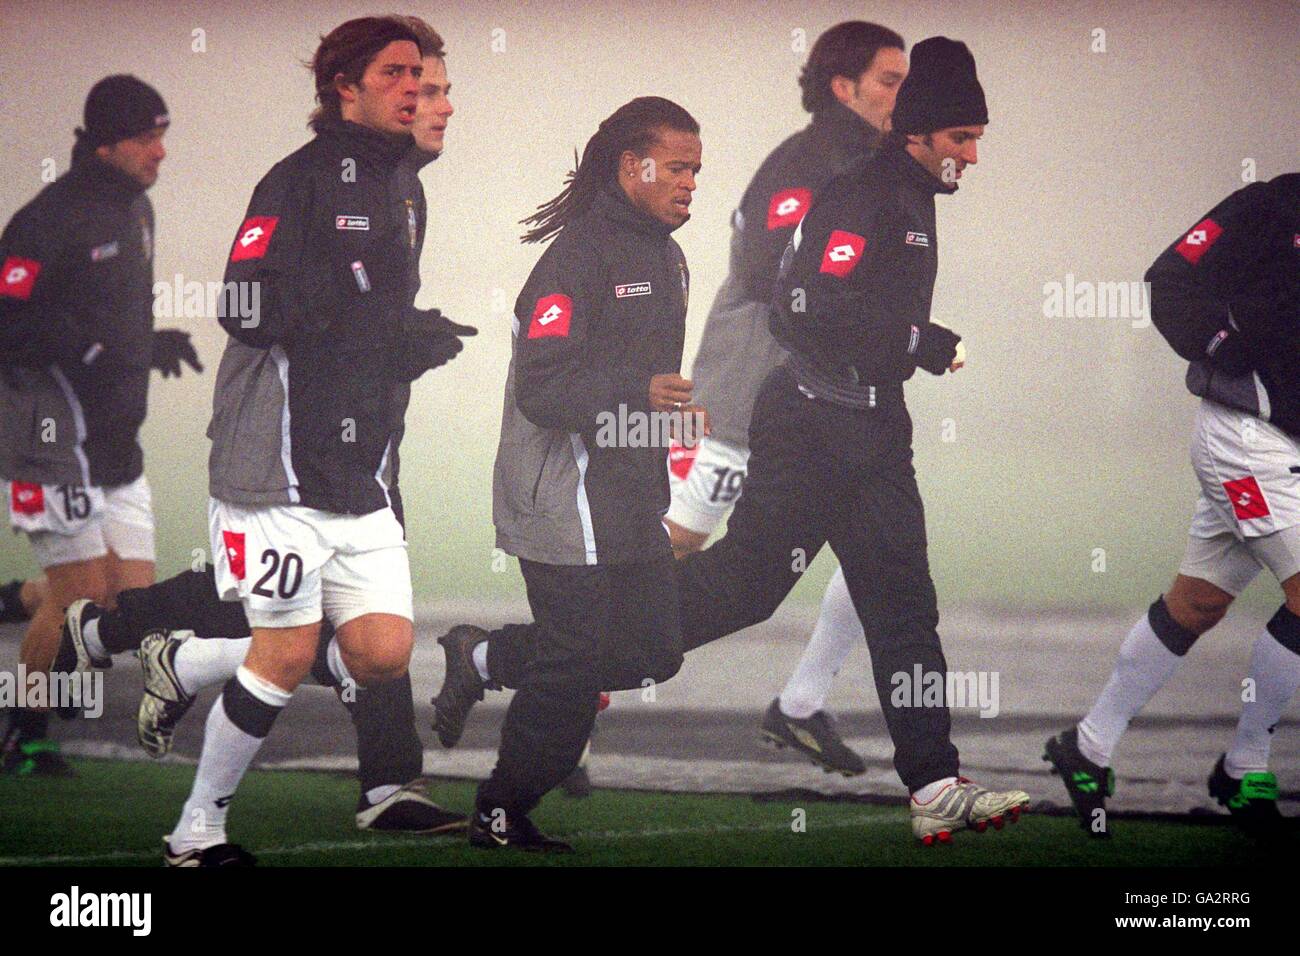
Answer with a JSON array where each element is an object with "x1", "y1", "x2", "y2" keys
[
  {"x1": 829, "y1": 74, "x2": 858, "y2": 106},
  {"x1": 334, "y1": 72, "x2": 358, "y2": 105},
  {"x1": 617, "y1": 149, "x2": 641, "y2": 181}
]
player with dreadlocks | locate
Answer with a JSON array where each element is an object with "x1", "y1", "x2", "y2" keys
[{"x1": 444, "y1": 97, "x2": 702, "y2": 851}]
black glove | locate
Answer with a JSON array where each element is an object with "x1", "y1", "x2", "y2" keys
[
  {"x1": 151, "y1": 329, "x2": 203, "y2": 378},
  {"x1": 912, "y1": 323, "x2": 961, "y2": 376},
  {"x1": 390, "y1": 308, "x2": 477, "y2": 382}
]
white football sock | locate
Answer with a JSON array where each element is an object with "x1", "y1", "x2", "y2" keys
[
  {"x1": 1078, "y1": 612, "x2": 1180, "y2": 767},
  {"x1": 1226, "y1": 630, "x2": 1300, "y2": 776},
  {"x1": 168, "y1": 667, "x2": 291, "y2": 853},
  {"x1": 172, "y1": 636, "x2": 251, "y2": 697},
  {"x1": 779, "y1": 566, "x2": 862, "y2": 719},
  {"x1": 81, "y1": 616, "x2": 109, "y2": 662},
  {"x1": 472, "y1": 642, "x2": 490, "y2": 682},
  {"x1": 912, "y1": 776, "x2": 958, "y2": 803}
]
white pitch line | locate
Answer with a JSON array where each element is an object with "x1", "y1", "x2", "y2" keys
[{"x1": 0, "y1": 813, "x2": 900, "y2": 867}]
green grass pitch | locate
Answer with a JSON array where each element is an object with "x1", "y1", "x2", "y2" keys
[{"x1": 0, "y1": 759, "x2": 1268, "y2": 867}]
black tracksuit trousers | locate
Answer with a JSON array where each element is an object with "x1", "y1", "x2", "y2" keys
[
  {"x1": 487, "y1": 364, "x2": 959, "y2": 793},
  {"x1": 477, "y1": 556, "x2": 682, "y2": 816}
]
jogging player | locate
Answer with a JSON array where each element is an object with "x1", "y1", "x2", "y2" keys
[
  {"x1": 666, "y1": 20, "x2": 907, "y2": 777},
  {"x1": 1, "y1": 76, "x2": 200, "y2": 775},
  {"x1": 162, "y1": 17, "x2": 472, "y2": 866},
  {"x1": 1045, "y1": 171, "x2": 1300, "y2": 838},
  {"x1": 448, "y1": 97, "x2": 701, "y2": 852},
  {"x1": 435, "y1": 39, "x2": 1031, "y2": 847},
  {"x1": 52, "y1": 15, "x2": 466, "y2": 836}
]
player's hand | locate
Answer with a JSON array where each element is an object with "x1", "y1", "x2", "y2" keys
[
  {"x1": 951, "y1": 340, "x2": 966, "y2": 372},
  {"x1": 671, "y1": 403, "x2": 711, "y2": 447},
  {"x1": 649, "y1": 373, "x2": 694, "y2": 412},
  {"x1": 151, "y1": 329, "x2": 203, "y2": 378},
  {"x1": 391, "y1": 308, "x2": 477, "y2": 381},
  {"x1": 913, "y1": 323, "x2": 961, "y2": 376}
]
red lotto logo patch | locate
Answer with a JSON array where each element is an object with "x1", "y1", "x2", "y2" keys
[
  {"x1": 222, "y1": 530, "x2": 247, "y2": 579},
  {"x1": 1174, "y1": 218, "x2": 1222, "y2": 265},
  {"x1": 819, "y1": 230, "x2": 866, "y2": 278},
  {"x1": 668, "y1": 441, "x2": 697, "y2": 480},
  {"x1": 527, "y1": 293, "x2": 573, "y2": 339},
  {"x1": 0, "y1": 256, "x2": 41, "y2": 300},
  {"x1": 10, "y1": 482, "x2": 44, "y2": 516},
  {"x1": 766, "y1": 187, "x2": 812, "y2": 230},
  {"x1": 1222, "y1": 475, "x2": 1270, "y2": 521},
  {"x1": 230, "y1": 216, "x2": 279, "y2": 262}
]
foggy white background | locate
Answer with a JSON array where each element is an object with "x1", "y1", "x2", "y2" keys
[{"x1": 1, "y1": 0, "x2": 1297, "y2": 612}]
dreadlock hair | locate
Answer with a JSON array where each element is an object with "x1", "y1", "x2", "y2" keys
[
  {"x1": 308, "y1": 16, "x2": 423, "y2": 130},
  {"x1": 520, "y1": 96, "x2": 700, "y2": 244}
]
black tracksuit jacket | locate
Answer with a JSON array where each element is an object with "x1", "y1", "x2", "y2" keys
[
  {"x1": 493, "y1": 184, "x2": 689, "y2": 565},
  {"x1": 1147, "y1": 173, "x2": 1300, "y2": 436},
  {"x1": 770, "y1": 142, "x2": 955, "y2": 395},
  {"x1": 206, "y1": 118, "x2": 425, "y2": 515},
  {"x1": 0, "y1": 142, "x2": 156, "y2": 487}
]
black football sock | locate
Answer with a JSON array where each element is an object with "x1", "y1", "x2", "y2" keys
[{"x1": 0, "y1": 579, "x2": 29, "y2": 624}]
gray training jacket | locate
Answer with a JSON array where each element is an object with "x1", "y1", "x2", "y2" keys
[
  {"x1": 493, "y1": 185, "x2": 689, "y2": 566},
  {"x1": 689, "y1": 104, "x2": 881, "y2": 448}
]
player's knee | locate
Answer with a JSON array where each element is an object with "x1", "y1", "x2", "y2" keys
[
  {"x1": 665, "y1": 520, "x2": 707, "y2": 559},
  {"x1": 1148, "y1": 594, "x2": 1211, "y2": 656},
  {"x1": 347, "y1": 640, "x2": 412, "y2": 686},
  {"x1": 271, "y1": 642, "x2": 319, "y2": 684},
  {"x1": 1161, "y1": 587, "x2": 1229, "y2": 638}
]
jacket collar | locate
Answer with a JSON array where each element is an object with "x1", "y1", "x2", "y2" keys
[
  {"x1": 811, "y1": 102, "x2": 883, "y2": 155},
  {"x1": 67, "y1": 136, "x2": 149, "y2": 201},
  {"x1": 592, "y1": 182, "x2": 678, "y2": 238},
  {"x1": 314, "y1": 117, "x2": 411, "y2": 170},
  {"x1": 879, "y1": 141, "x2": 958, "y2": 197},
  {"x1": 401, "y1": 141, "x2": 440, "y2": 172}
]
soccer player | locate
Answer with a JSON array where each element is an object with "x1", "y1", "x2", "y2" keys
[
  {"x1": 1045, "y1": 171, "x2": 1300, "y2": 837},
  {"x1": 666, "y1": 21, "x2": 907, "y2": 776},
  {"x1": 0, "y1": 76, "x2": 200, "y2": 775},
  {"x1": 50, "y1": 18, "x2": 467, "y2": 838},
  {"x1": 161, "y1": 16, "x2": 471, "y2": 866},
  {"x1": 458, "y1": 97, "x2": 701, "y2": 851},
  {"x1": 437, "y1": 39, "x2": 1031, "y2": 847}
]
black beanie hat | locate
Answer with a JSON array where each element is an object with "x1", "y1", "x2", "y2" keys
[
  {"x1": 79, "y1": 75, "x2": 170, "y2": 148},
  {"x1": 891, "y1": 37, "x2": 987, "y2": 136}
]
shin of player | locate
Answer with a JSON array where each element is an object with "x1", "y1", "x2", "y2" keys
[
  {"x1": 165, "y1": 17, "x2": 469, "y2": 865},
  {"x1": 665, "y1": 23, "x2": 909, "y2": 775},
  {"x1": 1047, "y1": 169, "x2": 1300, "y2": 836},
  {"x1": 1, "y1": 76, "x2": 201, "y2": 775}
]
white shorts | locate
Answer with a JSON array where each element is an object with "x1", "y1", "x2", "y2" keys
[
  {"x1": 9, "y1": 474, "x2": 155, "y2": 568},
  {"x1": 665, "y1": 436, "x2": 750, "y2": 535},
  {"x1": 1178, "y1": 400, "x2": 1300, "y2": 594},
  {"x1": 209, "y1": 498, "x2": 412, "y2": 630}
]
